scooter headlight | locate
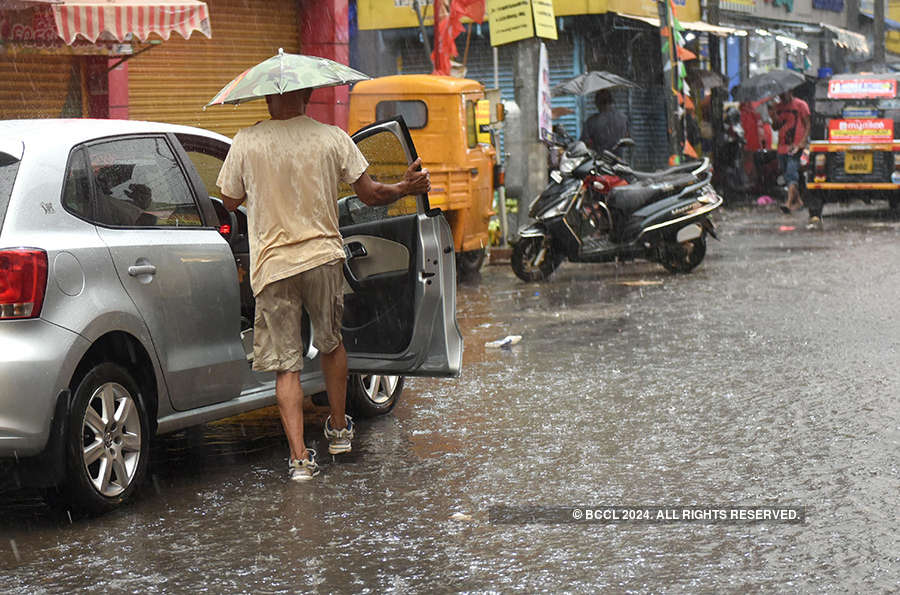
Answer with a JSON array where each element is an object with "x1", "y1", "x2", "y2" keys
[{"x1": 559, "y1": 154, "x2": 585, "y2": 175}]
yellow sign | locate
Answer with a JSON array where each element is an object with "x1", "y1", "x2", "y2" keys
[
  {"x1": 488, "y1": 0, "x2": 558, "y2": 46},
  {"x1": 532, "y1": 0, "x2": 558, "y2": 40},
  {"x1": 356, "y1": 0, "x2": 699, "y2": 32},
  {"x1": 476, "y1": 99, "x2": 492, "y2": 144},
  {"x1": 488, "y1": 1, "x2": 535, "y2": 46}
]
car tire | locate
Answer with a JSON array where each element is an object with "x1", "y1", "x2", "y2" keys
[
  {"x1": 347, "y1": 374, "x2": 403, "y2": 418},
  {"x1": 60, "y1": 362, "x2": 150, "y2": 514}
]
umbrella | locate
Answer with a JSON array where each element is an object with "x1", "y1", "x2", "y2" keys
[
  {"x1": 687, "y1": 69, "x2": 727, "y2": 90},
  {"x1": 731, "y1": 69, "x2": 805, "y2": 103},
  {"x1": 205, "y1": 48, "x2": 371, "y2": 108},
  {"x1": 551, "y1": 70, "x2": 639, "y2": 97}
]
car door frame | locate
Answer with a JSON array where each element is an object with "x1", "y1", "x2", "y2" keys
[{"x1": 341, "y1": 117, "x2": 462, "y2": 377}]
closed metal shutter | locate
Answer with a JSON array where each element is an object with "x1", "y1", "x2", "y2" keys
[
  {"x1": 127, "y1": 0, "x2": 300, "y2": 139},
  {"x1": 398, "y1": 30, "x2": 580, "y2": 158},
  {"x1": 0, "y1": 53, "x2": 81, "y2": 119}
]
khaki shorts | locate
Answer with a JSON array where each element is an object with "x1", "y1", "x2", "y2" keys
[{"x1": 252, "y1": 260, "x2": 344, "y2": 372}]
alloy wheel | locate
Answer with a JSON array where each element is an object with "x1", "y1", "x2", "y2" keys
[{"x1": 81, "y1": 382, "x2": 143, "y2": 498}]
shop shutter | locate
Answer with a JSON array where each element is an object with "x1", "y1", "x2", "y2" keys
[
  {"x1": 0, "y1": 53, "x2": 81, "y2": 119},
  {"x1": 127, "y1": 0, "x2": 300, "y2": 139}
]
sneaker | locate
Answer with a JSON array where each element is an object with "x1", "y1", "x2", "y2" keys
[
  {"x1": 806, "y1": 216, "x2": 823, "y2": 230},
  {"x1": 324, "y1": 415, "x2": 355, "y2": 455},
  {"x1": 289, "y1": 450, "x2": 320, "y2": 481}
]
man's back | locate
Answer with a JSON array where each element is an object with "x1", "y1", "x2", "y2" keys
[
  {"x1": 219, "y1": 115, "x2": 368, "y2": 294},
  {"x1": 582, "y1": 109, "x2": 628, "y2": 154}
]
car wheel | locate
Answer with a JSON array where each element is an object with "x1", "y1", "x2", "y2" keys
[
  {"x1": 61, "y1": 362, "x2": 150, "y2": 514},
  {"x1": 347, "y1": 374, "x2": 404, "y2": 418}
]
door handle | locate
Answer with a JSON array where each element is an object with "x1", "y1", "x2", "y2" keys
[{"x1": 128, "y1": 264, "x2": 157, "y2": 277}]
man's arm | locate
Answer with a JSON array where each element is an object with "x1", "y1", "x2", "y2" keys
[
  {"x1": 221, "y1": 193, "x2": 246, "y2": 212},
  {"x1": 351, "y1": 157, "x2": 430, "y2": 207}
]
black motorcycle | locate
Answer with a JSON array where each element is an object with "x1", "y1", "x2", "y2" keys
[{"x1": 511, "y1": 137, "x2": 723, "y2": 282}]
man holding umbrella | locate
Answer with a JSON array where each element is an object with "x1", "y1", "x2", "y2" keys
[
  {"x1": 770, "y1": 89, "x2": 811, "y2": 216},
  {"x1": 211, "y1": 51, "x2": 431, "y2": 481}
]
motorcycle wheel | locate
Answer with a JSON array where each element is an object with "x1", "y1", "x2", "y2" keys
[
  {"x1": 659, "y1": 234, "x2": 707, "y2": 274},
  {"x1": 511, "y1": 236, "x2": 559, "y2": 282}
]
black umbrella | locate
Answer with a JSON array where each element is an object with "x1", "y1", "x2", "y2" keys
[
  {"x1": 731, "y1": 69, "x2": 805, "y2": 102},
  {"x1": 551, "y1": 70, "x2": 640, "y2": 97}
]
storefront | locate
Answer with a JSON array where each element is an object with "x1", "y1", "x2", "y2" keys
[{"x1": 0, "y1": 0, "x2": 212, "y2": 120}]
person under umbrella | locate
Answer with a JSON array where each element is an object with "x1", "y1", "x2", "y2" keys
[
  {"x1": 210, "y1": 50, "x2": 432, "y2": 481},
  {"x1": 768, "y1": 89, "x2": 811, "y2": 221},
  {"x1": 580, "y1": 89, "x2": 630, "y2": 156}
]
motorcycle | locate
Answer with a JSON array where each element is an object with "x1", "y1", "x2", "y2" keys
[{"x1": 511, "y1": 136, "x2": 723, "y2": 282}]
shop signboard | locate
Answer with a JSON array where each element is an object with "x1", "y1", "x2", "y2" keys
[
  {"x1": 828, "y1": 79, "x2": 897, "y2": 99},
  {"x1": 487, "y1": 0, "x2": 557, "y2": 46},
  {"x1": 828, "y1": 118, "x2": 894, "y2": 143}
]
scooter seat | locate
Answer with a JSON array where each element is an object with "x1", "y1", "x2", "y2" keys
[
  {"x1": 607, "y1": 174, "x2": 698, "y2": 214},
  {"x1": 626, "y1": 161, "x2": 701, "y2": 180}
]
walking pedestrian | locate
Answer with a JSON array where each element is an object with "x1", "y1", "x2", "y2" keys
[
  {"x1": 217, "y1": 88, "x2": 431, "y2": 481},
  {"x1": 770, "y1": 90, "x2": 811, "y2": 220}
]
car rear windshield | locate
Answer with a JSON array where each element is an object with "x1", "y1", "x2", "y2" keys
[{"x1": 0, "y1": 152, "x2": 21, "y2": 231}]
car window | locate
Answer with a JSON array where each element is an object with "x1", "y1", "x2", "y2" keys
[
  {"x1": 337, "y1": 128, "x2": 418, "y2": 225},
  {"x1": 0, "y1": 152, "x2": 19, "y2": 231},
  {"x1": 375, "y1": 100, "x2": 427, "y2": 129},
  {"x1": 184, "y1": 150, "x2": 225, "y2": 200},
  {"x1": 86, "y1": 137, "x2": 202, "y2": 228},
  {"x1": 61, "y1": 148, "x2": 92, "y2": 220}
]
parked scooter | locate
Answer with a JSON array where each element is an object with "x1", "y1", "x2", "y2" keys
[
  {"x1": 511, "y1": 136, "x2": 723, "y2": 282},
  {"x1": 713, "y1": 105, "x2": 750, "y2": 202}
]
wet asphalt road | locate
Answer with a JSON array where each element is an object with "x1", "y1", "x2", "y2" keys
[{"x1": 2, "y1": 203, "x2": 899, "y2": 592}]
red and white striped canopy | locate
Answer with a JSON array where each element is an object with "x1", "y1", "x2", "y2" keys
[{"x1": 50, "y1": 0, "x2": 211, "y2": 44}]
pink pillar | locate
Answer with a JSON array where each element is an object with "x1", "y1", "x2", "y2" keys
[
  {"x1": 299, "y1": 0, "x2": 350, "y2": 129},
  {"x1": 107, "y1": 58, "x2": 129, "y2": 120}
]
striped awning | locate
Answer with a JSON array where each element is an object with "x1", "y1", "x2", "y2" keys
[{"x1": 49, "y1": 0, "x2": 211, "y2": 44}]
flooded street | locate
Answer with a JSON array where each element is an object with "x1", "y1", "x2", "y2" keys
[{"x1": 2, "y1": 204, "x2": 899, "y2": 592}]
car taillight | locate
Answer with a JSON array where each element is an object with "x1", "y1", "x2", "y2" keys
[
  {"x1": 218, "y1": 223, "x2": 232, "y2": 238},
  {"x1": 0, "y1": 249, "x2": 48, "y2": 319}
]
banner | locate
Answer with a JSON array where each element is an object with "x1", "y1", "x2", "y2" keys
[
  {"x1": 539, "y1": 41, "x2": 552, "y2": 142},
  {"x1": 828, "y1": 119, "x2": 894, "y2": 143}
]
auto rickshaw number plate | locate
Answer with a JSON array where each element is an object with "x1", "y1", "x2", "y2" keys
[{"x1": 845, "y1": 151, "x2": 873, "y2": 174}]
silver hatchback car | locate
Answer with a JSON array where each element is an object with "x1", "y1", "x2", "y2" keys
[{"x1": 0, "y1": 118, "x2": 462, "y2": 513}]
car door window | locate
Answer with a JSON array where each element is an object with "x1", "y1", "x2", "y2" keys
[
  {"x1": 86, "y1": 137, "x2": 202, "y2": 228},
  {"x1": 338, "y1": 130, "x2": 419, "y2": 225},
  {"x1": 61, "y1": 148, "x2": 92, "y2": 220}
]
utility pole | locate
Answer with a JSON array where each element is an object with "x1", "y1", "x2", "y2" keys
[
  {"x1": 512, "y1": 38, "x2": 547, "y2": 231},
  {"x1": 874, "y1": 0, "x2": 886, "y2": 69},
  {"x1": 658, "y1": 0, "x2": 682, "y2": 163},
  {"x1": 846, "y1": 0, "x2": 859, "y2": 32}
]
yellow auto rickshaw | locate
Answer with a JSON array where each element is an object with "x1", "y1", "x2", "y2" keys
[{"x1": 348, "y1": 74, "x2": 501, "y2": 276}]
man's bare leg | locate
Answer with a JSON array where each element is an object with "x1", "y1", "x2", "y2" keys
[
  {"x1": 275, "y1": 370, "x2": 307, "y2": 460},
  {"x1": 321, "y1": 342, "x2": 349, "y2": 430}
]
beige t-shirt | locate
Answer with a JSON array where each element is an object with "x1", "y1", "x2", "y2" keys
[{"x1": 216, "y1": 115, "x2": 369, "y2": 296}]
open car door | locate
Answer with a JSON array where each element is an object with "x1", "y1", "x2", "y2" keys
[{"x1": 339, "y1": 117, "x2": 462, "y2": 377}]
